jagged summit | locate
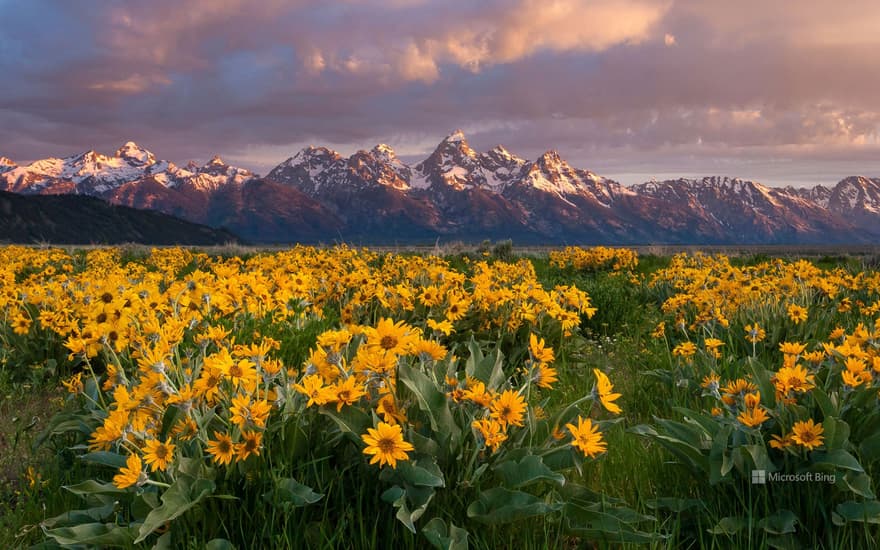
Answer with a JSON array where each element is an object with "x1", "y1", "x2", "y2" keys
[
  {"x1": 115, "y1": 141, "x2": 156, "y2": 165},
  {"x1": 445, "y1": 129, "x2": 467, "y2": 143},
  {"x1": 370, "y1": 143, "x2": 398, "y2": 162},
  {"x1": 3, "y1": 133, "x2": 880, "y2": 244},
  {"x1": 0, "y1": 142, "x2": 255, "y2": 195}
]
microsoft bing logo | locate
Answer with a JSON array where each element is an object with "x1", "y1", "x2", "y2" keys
[{"x1": 750, "y1": 469, "x2": 835, "y2": 485}]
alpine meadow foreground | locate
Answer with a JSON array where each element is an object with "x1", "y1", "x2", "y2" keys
[{"x1": 1, "y1": 245, "x2": 879, "y2": 549}]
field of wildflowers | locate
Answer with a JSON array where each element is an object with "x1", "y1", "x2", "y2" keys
[{"x1": 1, "y1": 245, "x2": 878, "y2": 548}]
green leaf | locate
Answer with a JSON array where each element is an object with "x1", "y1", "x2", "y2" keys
[
  {"x1": 34, "y1": 414, "x2": 93, "y2": 448},
  {"x1": 263, "y1": 478, "x2": 324, "y2": 507},
  {"x1": 395, "y1": 459, "x2": 446, "y2": 488},
  {"x1": 811, "y1": 449, "x2": 865, "y2": 472},
  {"x1": 463, "y1": 338, "x2": 506, "y2": 391},
  {"x1": 631, "y1": 421, "x2": 709, "y2": 476},
  {"x1": 318, "y1": 404, "x2": 371, "y2": 437},
  {"x1": 42, "y1": 502, "x2": 117, "y2": 529},
  {"x1": 563, "y1": 503, "x2": 658, "y2": 543},
  {"x1": 64, "y1": 480, "x2": 129, "y2": 497},
  {"x1": 205, "y1": 538, "x2": 237, "y2": 550},
  {"x1": 382, "y1": 485, "x2": 405, "y2": 503},
  {"x1": 822, "y1": 417, "x2": 850, "y2": 452},
  {"x1": 410, "y1": 431, "x2": 441, "y2": 456},
  {"x1": 494, "y1": 454, "x2": 565, "y2": 489},
  {"x1": 757, "y1": 509, "x2": 798, "y2": 535},
  {"x1": 708, "y1": 516, "x2": 747, "y2": 535},
  {"x1": 79, "y1": 451, "x2": 128, "y2": 469},
  {"x1": 159, "y1": 406, "x2": 181, "y2": 441},
  {"x1": 152, "y1": 531, "x2": 172, "y2": 550},
  {"x1": 835, "y1": 501, "x2": 880, "y2": 524},
  {"x1": 384, "y1": 484, "x2": 436, "y2": 533},
  {"x1": 422, "y1": 517, "x2": 469, "y2": 550},
  {"x1": 467, "y1": 488, "x2": 561, "y2": 524},
  {"x1": 135, "y1": 477, "x2": 215, "y2": 543},
  {"x1": 708, "y1": 425, "x2": 732, "y2": 485},
  {"x1": 42, "y1": 523, "x2": 138, "y2": 546},
  {"x1": 398, "y1": 363, "x2": 460, "y2": 445},
  {"x1": 843, "y1": 472, "x2": 876, "y2": 499},
  {"x1": 858, "y1": 432, "x2": 880, "y2": 463},
  {"x1": 811, "y1": 387, "x2": 838, "y2": 419},
  {"x1": 742, "y1": 444, "x2": 775, "y2": 474}
]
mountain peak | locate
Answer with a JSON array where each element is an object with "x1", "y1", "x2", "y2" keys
[
  {"x1": 0, "y1": 156, "x2": 14, "y2": 167},
  {"x1": 292, "y1": 145, "x2": 340, "y2": 162},
  {"x1": 370, "y1": 143, "x2": 398, "y2": 161},
  {"x1": 115, "y1": 141, "x2": 156, "y2": 165},
  {"x1": 838, "y1": 175, "x2": 875, "y2": 187},
  {"x1": 206, "y1": 155, "x2": 226, "y2": 167},
  {"x1": 536, "y1": 150, "x2": 565, "y2": 167},
  {"x1": 444, "y1": 129, "x2": 467, "y2": 143}
]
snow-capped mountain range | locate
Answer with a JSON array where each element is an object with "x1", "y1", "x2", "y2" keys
[{"x1": 2, "y1": 132, "x2": 880, "y2": 243}]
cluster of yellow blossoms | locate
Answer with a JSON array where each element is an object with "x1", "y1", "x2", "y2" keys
[
  {"x1": 650, "y1": 253, "x2": 880, "y2": 333},
  {"x1": 549, "y1": 246, "x2": 639, "y2": 272},
  {"x1": 656, "y1": 253, "x2": 880, "y2": 458},
  {"x1": 0, "y1": 245, "x2": 606, "y2": 490}
]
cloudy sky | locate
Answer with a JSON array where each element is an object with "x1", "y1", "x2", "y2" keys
[{"x1": 2, "y1": 0, "x2": 879, "y2": 187}]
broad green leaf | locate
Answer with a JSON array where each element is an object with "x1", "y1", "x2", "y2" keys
[
  {"x1": 494, "y1": 454, "x2": 565, "y2": 489},
  {"x1": 34, "y1": 415, "x2": 92, "y2": 448},
  {"x1": 318, "y1": 404, "x2": 371, "y2": 437},
  {"x1": 757, "y1": 509, "x2": 798, "y2": 535},
  {"x1": 563, "y1": 503, "x2": 658, "y2": 543},
  {"x1": 42, "y1": 502, "x2": 117, "y2": 529},
  {"x1": 655, "y1": 418, "x2": 707, "y2": 449},
  {"x1": 422, "y1": 517, "x2": 469, "y2": 550},
  {"x1": 395, "y1": 459, "x2": 445, "y2": 488},
  {"x1": 630, "y1": 422, "x2": 709, "y2": 476},
  {"x1": 561, "y1": 483, "x2": 629, "y2": 508},
  {"x1": 859, "y1": 432, "x2": 880, "y2": 463},
  {"x1": 135, "y1": 477, "x2": 215, "y2": 543},
  {"x1": 410, "y1": 431, "x2": 441, "y2": 456},
  {"x1": 467, "y1": 488, "x2": 561, "y2": 524},
  {"x1": 176, "y1": 456, "x2": 213, "y2": 480},
  {"x1": 152, "y1": 531, "x2": 172, "y2": 550},
  {"x1": 466, "y1": 337, "x2": 506, "y2": 389},
  {"x1": 64, "y1": 479, "x2": 129, "y2": 497},
  {"x1": 811, "y1": 387, "x2": 837, "y2": 419},
  {"x1": 708, "y1": 516, "x2": 747, "y2": 535},
  {"x1": 79, "y1": 451, "x2": 128, "y2": 469},
  {"x1": 42, "y1": 523, "x2": 138, "y2": 546},
  {"x1": 743, "y1": 444, "x2": 775, "y2": 473},
  {"x1": 843, "y1": 472, "x2": 875, "y2": 499},
  {"x1": 381, "y1": 485, "x2": 405, "y2": 503},
  {"x1": 835, "y1": 500, "x2": 880, "y2": 524},
  {"x1": 811, "y1": 449, "x2": 864, "y2": 472},
  {"x1": 264, "y1": 478, "x2": 324, "y2": 507},
  {"x1": 673, "y1": 408, "x2": 720, "y2": 435},
  {"x1": 398, "y1": 363, "x2": 460, "y2": 444},
  {"x1": 159, "y1": 405, "x2": 181, "y2": 441},
  {"x1": 822, "y1": 417, "x2": 850, "y2": 452},
  {"x1": 708, "y1": 425, "x2": 732, "y2": 485},
  {"x1": 385, "y1": 484, "x2": 435, "y2": 533}
]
